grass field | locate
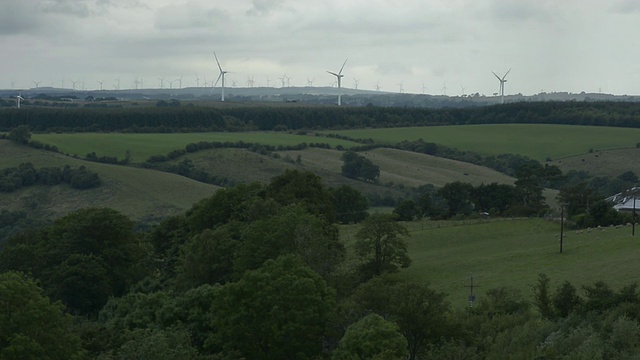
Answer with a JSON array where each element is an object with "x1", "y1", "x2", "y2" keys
[
  {"x1": 32, "y1": 132, "x2": 360, "y2": 162},
  {"x1": 551, "y1": 147, "x2": 640, "y2": 178},
  {"x1": 322, "y1": 124, "x2": 640, "y2": 161},
  {"x1": 0, "y1": 140, "x2": 218, "y2": 221},
  {"x1": 342, "y1": 218, "x2": 640, "y2": 308}
]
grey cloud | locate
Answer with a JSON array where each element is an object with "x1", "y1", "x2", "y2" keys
[
  {"x1": 154, "y1": 3, "x2": 228, "y2": 30},
  {"x1": 37, "y1": 0, "x2": 93, "y2": 17},
  {"x1": 375, "y1": 63, "x2": 413, "y2": 76},
  {"x1": 610, "y1": 0, "x2": 640, "y2": 13},
  {"x1": 246, "y1": 0, "x2": 287, "y2": 16},
  {"x1": 488, "y1": 0, "x2": 554, "y2": 23},
  {"x1": 0, "y1": 3, "x2": 42, "y2": 35}
]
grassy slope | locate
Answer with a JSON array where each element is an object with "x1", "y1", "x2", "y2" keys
[
  {"x1": 551, "y1": 148, "x2": 640, "y2": 178},
  {"x1": 0, "y1": 140, "x2": 219, "y2": 222},
  {"x1": 342, "y1": 218, "x2": 639, "y2": 308},
  {"x1": 322, "y1": 124, "x2": 640, "y2": 161},
  {"x1": 32, "y1": 132, "x2": 360, "y2": 163}
]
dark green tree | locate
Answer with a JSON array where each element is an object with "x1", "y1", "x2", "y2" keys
[
  {"x1": 266, "y1": 169, "x2": 336, "y2": 223},
  {"x1": 207, "y1": 255, "x2": 335, "y2": 359},
  {"x1": 532, "y1": 273, "x2": 554, "y2": 319},
  {"x1": 0, "y1": 272, "x2": 85, "y2": 359},
  {"x1": 438, "y1": 181, "x2": 474, "y2": 217},
  {"x1": 354, "y1": 213, "x2": 411, "y2": 278},
  {"x1": 341, "y1": 151, "x2": 380, "y2": 183},
  {"x1": 332, "y1": 314, "x2": 409, "y2": 360},
  {"x1": 332, "y1": 185, "x2": 369, "y2": 224},
  {"x1": 393, "y1": 199, "x2": 420, "y2": 221},
  {"x1": 7, "y1": 125, "x2": 31, "y2": 144}
]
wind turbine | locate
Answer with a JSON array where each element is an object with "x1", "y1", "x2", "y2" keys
[
  {"x1": 492, "y1": 68, "x2": 511, "y2": 104},
  {"x1": 421, "y1": 81, "x2": 427, "y2": 94},
  {"x1": 16, "y1": 95, "x2": 24, "y2": 109},
  {"x1": 460, "y1": 85, "x2": 466, "y2": 96},
  {"x1": 278, "y1": 74, "x2": 287, "y2": 88},
  {"x1": 327, "y1": 59, "x2": 347, "y2": 105},
  {"x1": 353, "y1": 78, "x2": 359, "y2": 89},
  {"x1": 375, "y1": 81, "x2": 381, "y2": 91},
  {"x1": 213, "y1": 52, "x2": 228, "y2": 101},
  {"x1": 178, "y1": 75, "x2": 183, "y2": 89},
  {"x1": 398, "y1": 81, "x2": 404, "y2": 94},
  {"x1": 306, "y1": 77, "x2": 314, "y2": 87},
  {"x1": 96, "y1": 80, "x2": 104, "y2": 91},
  {"x1": 33, "y1": 81, "x2": 41, "y2": 89},
  {"x1": 158, "y1": 77, "x2": 165, "y2": 89}
]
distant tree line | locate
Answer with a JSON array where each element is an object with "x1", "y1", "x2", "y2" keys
[
  {"x1": 2, "y1": 101, "x2": 640, "y2": 132},
  {"x1": 0, "y1": 163, "x2": 101, "y2": 192}
]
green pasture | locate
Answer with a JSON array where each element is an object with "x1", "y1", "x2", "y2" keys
[
  {"x1": 323, "y1": 124, "x2": 640, "y2": 161},
  {"x1": 31, "y1": 132, "x2": 360, "y2": 162},
  {"x1": 400, "y1": 218, "x2": 639, "y2": 308}
]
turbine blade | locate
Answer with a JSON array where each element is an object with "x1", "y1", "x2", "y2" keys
[
  {"x1": 213, "y1": 73, "x2": 222, "y2": 88},
  {"x1": 214, "y1": 52, "x2": 223, "y2": 72},
  {"x1": 327, "y1": 71, "x2": 338, "y2": 77},
  {"x1": 492, "y1": 72, "x2": 501, "y2": 81},
  {"x1": 502, "y1": 68, "x2": 511, "y2": 80},
  {"x1": 338, "y1": 59, "x2": 348, "y2": 75}
]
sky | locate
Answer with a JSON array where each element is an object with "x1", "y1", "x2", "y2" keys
[{"x1": 2, "y1": 0, "x2": 640, "y2": 96}]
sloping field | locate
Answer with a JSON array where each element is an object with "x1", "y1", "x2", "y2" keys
[
  {"x1": 551, "y1": 148, "x2": 640, "y2": 178},
  {"x1": 342, "y1": 218, "x2": 639, "y2": 308},
  {"x1": 278, "y1": 147, "x2": 515, "y2": 187},
  {"x1": 0, "y1": 141, "x2": 219, "y2": 222},
  {"x1": 322, "y1": 124, "x2": 640, "y2": 161},
  {"x1": 32, "y1": 132, "x2": 360, "y2": 162}
]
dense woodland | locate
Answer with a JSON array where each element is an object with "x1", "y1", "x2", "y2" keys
[
  {"x1": 1, "y1": 170, "x2": 640, "y2": 359},
  {"x1": 1, "y1": 101, "x2": 640, "y2": 132}
]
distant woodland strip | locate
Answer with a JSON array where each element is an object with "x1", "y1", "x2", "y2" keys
[
  {"x1": 1, "y1": 101, "x2": 640, "y2": 132},
  {"x1": 0, "y1": 163, "x2": 101, "y2": 192}
]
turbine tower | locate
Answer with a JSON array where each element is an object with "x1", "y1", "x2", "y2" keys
[
  {"x1": 492, "y1": 68, "x2": 511, "y2": 104},
  {"x1": 16, "y1": 95, "x2": 24, "y2": 109},
  {"x1": 327, "y1": 59, "x2": 347, "y2": 105},
  {"x1": 213, "y1": 52, "x2": 228, "y2": 101}
]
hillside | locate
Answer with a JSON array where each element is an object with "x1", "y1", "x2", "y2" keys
[
  {"x1": 0, "y1": 140, "x2": 219, "y2": 223},
  {"x1": 551, "y1": 147, "x2": 640, "y2": 178},
  {"x1": 340, "y1": 218, "x2": 639, "y2": 308}
]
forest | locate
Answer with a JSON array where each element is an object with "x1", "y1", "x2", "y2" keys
[
  {"x1": 1, "y1": 100, "x2": 640, "y2": 133},
  {"x1": 1, "y1": 169, "x2": 639, "y2": 359}
]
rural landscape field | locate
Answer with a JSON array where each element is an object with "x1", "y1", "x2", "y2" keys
[{"x1": 1, "y1": 102, "x2": 640, "y2": 359}]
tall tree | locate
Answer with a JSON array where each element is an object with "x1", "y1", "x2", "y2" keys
[
  {"x1": 332, "y1": 314, "x2": 409, "y2": 360},
  {"x1": 354, "y1": 213, "x2": 411, "y2": 278},
  {"x1": 208, "y1": 255, "x2": 335, "y2": 359},
  {"x1": 0, "y1": 272, "x2": 85, "y2": 359}
]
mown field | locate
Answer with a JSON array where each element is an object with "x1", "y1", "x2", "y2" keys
[
  {"x1": 322, "y1": 124, "x2": 640, "y2": 161},
  {"x1": 551, "y1": 147, "x2": 640, "y2": 178},
  {"x1": 31, "y1": 132, "x2": 360, "y2": 162},
  {"x1": 342, "y1": 218, "x2": 640, "y2": 308}
]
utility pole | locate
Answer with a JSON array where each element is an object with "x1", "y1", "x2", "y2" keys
[
  {"x1": 560, "y1": 205, "x2": 564, "y2": 254},
  {"x1": 464, "y1": 274, "x2": 478, "y2": 308},
  {"x1": 633, "y1": 194, "x2": 636, "y2": 236}
]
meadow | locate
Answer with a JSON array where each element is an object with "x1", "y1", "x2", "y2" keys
[
  {"x1": 32, "y1": 132, "x2": 360, "y2": 162},
  {"x1": 322, "y1": 124, "x2": 640, "y2": 161},
  {"x1": 371, "y1": 218, "x2": 639, "y2": 308}
]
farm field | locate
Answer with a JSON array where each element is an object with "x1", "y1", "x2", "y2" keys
[
  {"x1": 0, "y1": 140, "x2": 218, "y2": 221},
  {"x1": 322, "y1": 124, "x2": 640, "y2": 161},
  {"x1": 31, "y1": 132, "x2": 360, "y2": 162},
  {"x1": 343, "y1": 218, "x2": 640, "y2": 308},
  {"x1": 551, "y1": 147, "x2": 640, "y2": 178}
]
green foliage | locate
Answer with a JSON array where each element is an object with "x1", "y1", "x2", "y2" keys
[
  {"x1": 207, "y1": 255, "x2": 335, "y2": 359},
  {"x1": 332, "y1": 185, "x2": 369, "y2": 224},
  {"x1": 533, "y1": 274, "x2": 554, "y2": 319},
  {"x1": 101, "y1": 326, "x2": 198, "y2": 360},
  {"x1": 0, "y1": 272, "x2": 85, "y2": 359},
  {"x1": 354, "y1": 213, "x2": 411, "y2": 278},
  {"x1": 438, "y1": 181, "x2": 474, "y2": 217},
  {"x1": 353, "y1": 278, "x2": 451, "y2": 360},
  {"x1": 0, "y1": 208, "x2": 149, "y2": 315},
  {"x1": 553, "y1": 281, "x2": 582, "y2": 317},
  {"x1": 332, "y1": 314, "x2": 409, "y2": 360},
  {"x1": 393, "y1": 199, "x2": 420, "y2": 221},
  {"x1": 0, "y1": 163, "x2": 101, "y2": 193},
  {"x1": 341, "y1": 150, "x2": 380, "y2": 183},
  {"x1": 7, "y1": 125, "x2": 31, "y2": 144},
  {"x1": 266, "y1": 169, "x2": 336, "y2": 223}
]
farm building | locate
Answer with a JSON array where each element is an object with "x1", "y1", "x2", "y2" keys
[{"x1": 606, "y1": 187, "x2": 640, "y2": 212}]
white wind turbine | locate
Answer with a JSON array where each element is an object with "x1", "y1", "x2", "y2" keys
[
  {"x1": 327, "y1": 59, "x2": 347, "y2": 105},
  {"x1": 213, "y1": 52, "x2": 228, "y2": 101},
  {"x1": 16, "y1": 95, "x2": 24, "y2": 109},
  {"x1": 306, "y1": 77, "x2": 314, "y2": 87},
  {"x1": 353, "y1": 78, "x2": 359, "y2": 89},
  {"x1": 96, "y1": 80, "x2": 104, "y2": 91},
  {"x1": 158, "y1": 77, "x2": 165, "y2": 89},
  {"x1": 492, "y1": 68, "x2": 511, "y2": 104}
]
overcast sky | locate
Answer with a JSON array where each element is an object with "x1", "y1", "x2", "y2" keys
[{"x1": 2, "y1": 0, "x2": 640, "y2": 95}]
